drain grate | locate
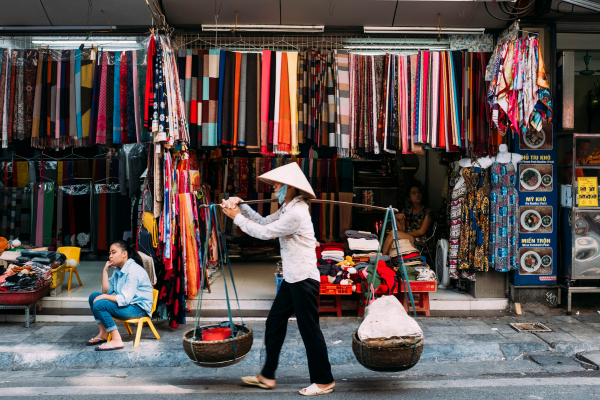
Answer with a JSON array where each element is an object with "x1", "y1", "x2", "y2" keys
[{"x1": 510, "y1": 323, "x2": 552, "y2": 332}]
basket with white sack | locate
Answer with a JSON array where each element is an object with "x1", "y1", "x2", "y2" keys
[
  {"x1": 352, "y1": 296, "x2": 423, "y2": 372},
  {"x1": 352, "y1": 206, "x2": 424, "y2": 372}
]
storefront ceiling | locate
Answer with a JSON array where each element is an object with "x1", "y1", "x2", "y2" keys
[
  {"x1": 0, "y1": 0, "x2": 509, "y2": 30},
  {"x1": 4, "y1": 0, "x2": 600, "y2": 33},
  {"x1": 163, "y1": 0, "x2": 508, "y2": 29}
]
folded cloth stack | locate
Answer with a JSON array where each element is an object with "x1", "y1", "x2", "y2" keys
[
  {"x1": 316, "y1": 242, "x2": 344, "y2": 260},
  {"x1": 389, "y1": 239, "x2": 419, "y2": 258},
  {"x1": 321, "y1": 250, "x2": 345, "y2": 262},
  {"x1": 345, "y1": 230, "x2": 378, "y2": 240},
  {"x1": 347, "y1": 238, "x2": 380, "y2": 251}
]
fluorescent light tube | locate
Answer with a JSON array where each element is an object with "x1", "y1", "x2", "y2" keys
[
  {"x1": 31, "y1": 40, "x2": 138, "y2": 46},
  {"x1": 561, "y1": 0, "x2": 600, "y2": 12},
  {"x1": 343, "y1": 45, "x2": 449, "y2": 50},
  {"x1": 0, "y1": 26, "x2": 115, "y2": 31},
  {"x1": 364, "y1": 26, "x2": 485, "y2": 35},
  {"x1": 202, "y1": 24, "x2": 324, "y2": 33}
]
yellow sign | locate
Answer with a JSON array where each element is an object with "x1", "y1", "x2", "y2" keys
[{"x1": 578, "y1": 177, "x2": 598, "y2": 207}]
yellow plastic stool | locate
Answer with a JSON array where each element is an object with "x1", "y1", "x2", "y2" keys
[
  {"x1": 57, "y1": 246, "x2": 82, "y2": 291},
  {"x1": 108, "y1": 289, "x2": 161, "y2": 347}
]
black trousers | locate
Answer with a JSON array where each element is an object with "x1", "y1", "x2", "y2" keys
[{"x1": 261, "y1": 278, "x2": 334, "y2": 384}]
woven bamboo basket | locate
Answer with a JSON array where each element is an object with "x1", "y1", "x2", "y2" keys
[
  {"x1": 183, "y1": 324, "x2": 253, "y2": 368},
  {"x1": 352, "y1": 329, "x2": 423, "y2": 372}
]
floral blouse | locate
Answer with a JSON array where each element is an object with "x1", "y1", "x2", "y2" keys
[{"x1": 402, "y1": 207, "x2": 432, "y2": 246}]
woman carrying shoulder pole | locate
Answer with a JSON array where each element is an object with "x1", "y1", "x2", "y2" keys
[{"x1": 221, "y1": 162, "x2": 335, "y2": 396}]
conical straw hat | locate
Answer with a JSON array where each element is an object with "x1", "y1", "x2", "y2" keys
[{"x1": 258, "y1": 162, "x2": 316, "y2": 199}]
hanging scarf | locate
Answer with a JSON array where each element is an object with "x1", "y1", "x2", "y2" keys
[
  {"x1": 246, "y1": 53, "x2": 260, "y2": 153},
  {"x1": 278, "y1": 52, "x2": 291, "y2": 154},
  {"x1": 203, "y1": 49, "x2": 219, "y2": 147},
  {"x1": 260, "y1": 50, "x2": 271, "y2": 154},
  {"x1": 126, "y1": 50, "x2": 136, "y2": 144},
  {"x1": 267, "y1": 53, "x2": 276, "y2": 153},
  {"x1": 273, "y1": 52, "x2": 282, "y2": 153},
  {"x1": 96, "y1": 51, "x2": 108, "y2": 144},
  {"x1": 237, "y1": 52, "x2": 248, "y2": 148},
  {"x1": 221, "y1": 51, "x2": 235, "y2": 147},
  {"x1": 0, "y1": 49, "x2": 9, "y2": 148},
  {"x1": 80, "y1": 49, "x2": 93, "y2": 146},
  {"x1": 31, "y1": 50, "x2": 44, "y2": 147}
]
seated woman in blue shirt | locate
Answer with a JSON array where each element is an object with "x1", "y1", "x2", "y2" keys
[{"x1": 87, "y1": 240, "x2": 153, "y2": 351}]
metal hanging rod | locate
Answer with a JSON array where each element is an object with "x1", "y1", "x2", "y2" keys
[
  {"x1": 173, "y1": 34, "x2": 451, "y2": 52},
  {"x1": 199, "y1": 198, "x2": 398, "y2": 213}
]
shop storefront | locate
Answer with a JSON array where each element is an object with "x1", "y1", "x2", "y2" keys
[{"x1": 0, "y1": 3, "x2": 565, "y2": 323}]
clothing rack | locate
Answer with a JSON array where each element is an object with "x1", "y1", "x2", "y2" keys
[{"x1": 173, "y1": 35, "x2": 451, "y2": 53}]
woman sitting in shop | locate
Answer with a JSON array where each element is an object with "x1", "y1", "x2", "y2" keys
[
  {"x1": 382, "y1": 184, "x2": 432, "y2": 255},
  {"x1": 86, "y1": 240, "x2": 153, "y2": 351},
  {"x1": 221, "y1": 162, "x2": 335, "y2": 397}
]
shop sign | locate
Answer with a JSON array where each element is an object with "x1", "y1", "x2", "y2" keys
[{"x1": 513, "y1": 121, "x2": 557, "y2": 285}]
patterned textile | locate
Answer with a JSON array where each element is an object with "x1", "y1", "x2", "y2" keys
[
  {"x1": 120, "y1": 51, "x2": 128, "y2": 143},
  {"x1": 113, "y1": 52, "x2": 121, "y2": 144},
  {"x1": 448, "y1": 185, "x2": 465, "y2": 273},
  {"x1": 202, "y1": 49, "x2": 219, "y2": 147},
  {"x1": 490, "y1": 161, "x2": 519, "y2": 272},
  {"x1": 239, "y1": 157, "x2": 249, "y2": 194},
  {"x1": 458, "y1": 166, "x2": 490, "y2": 272},
  {"x1": 96, "y1": 51, "x2": 108, "y2": 144},
  {"x1": 403, "y1": 206, "x2": 432, "y2": 250},
  {"x1": 24, "y1": 50, "x2": 38, "y2": 138},
  {"x1": 126, "y1": 50, "x2": 136, "y2": 144},
  {"x1": 335, "y1": 50, "x2": 350, "y2": 157}
]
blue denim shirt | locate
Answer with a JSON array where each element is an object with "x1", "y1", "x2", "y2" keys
[{"x1": 107, "y1": 259, "x2": 153, "y2": 316}]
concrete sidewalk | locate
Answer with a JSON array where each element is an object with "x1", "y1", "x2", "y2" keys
[{"x1": 2, "y1": 315, "x2": 600, "y2": 371}]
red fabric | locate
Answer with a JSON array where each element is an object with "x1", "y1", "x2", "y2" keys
[
  {"x1": 320, "y1": 275, "x2": 329, "y2": 283},
  {"x1": 120, "y1": 52, "x2": 128, "y2": 143},
  {"x1": 377, "y1": 260, "x2": 397, "y2": 295},
  {"x1": 144, "y1": 35, "x2": 155, "y2": 129}
]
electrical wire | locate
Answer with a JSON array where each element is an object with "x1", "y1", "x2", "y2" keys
[{"x1": 552, "y1": 1, "x2": 599, "y2": 15}]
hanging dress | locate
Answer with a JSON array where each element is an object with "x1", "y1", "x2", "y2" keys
[
  {"x1": 458, "y1": 164, "x2": 490, "y2": 272},
  {"x1": 489, "y1": 159, "x2": 519, "y2": 272}
]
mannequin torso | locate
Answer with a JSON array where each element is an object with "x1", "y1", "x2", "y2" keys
[
  {"x1": 492, "y1": 144, "x2": 522, "y2": 164},
  {"x1": 454, "y1": 156, "x2": 493, "y2": 189}
]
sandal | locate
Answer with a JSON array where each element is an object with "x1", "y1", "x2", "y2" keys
[
  {"x1": 241, "y1": 376, "x2": 274, "y2": 389},
  {"x1": 299, "y1": 383, "x2": 334, "y2": 396},
  {"x1": 86, "y1": 337, "x2": 107, "y2": 346},
  {"x1": 95, "y1": 344, "x2": 123, "y2": 351}
]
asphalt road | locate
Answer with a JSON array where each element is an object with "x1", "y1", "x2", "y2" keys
[{"x1": 1, "y1": 364, "x2": 599, "y2": 400}]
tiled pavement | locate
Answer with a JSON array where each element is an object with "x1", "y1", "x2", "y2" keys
[{"x1": 1, "y1": 315, "x2": 600, "y2": 370}]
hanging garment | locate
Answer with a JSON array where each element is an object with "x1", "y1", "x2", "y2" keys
[
  {"x1": 237, "y1": 53, "x2": 247, "y2": 148},
  {"x1": 458, "y1": 166, "x2": 489, "y2": 272},
  {"x1": 246, "y1": 53, "x2": 260, "y2": 153},
  {"x1": 278, "y1": 52, "x2": 291, "y2": 154},
  {"x1": 202, "y1": 49, "x2": 219, "y2": 147},
  {"x1": 260, "y1": 50, "x2": 271, "y2": 154},
  {"x1": 448, "y1": 185, "x2": 465, "y2": 275},
  {"x1": 489, "y1": 160, "x2": 519, "y2": 272},
  {"x1": 220, "y1": 51, "x2": 235, "y2": 147}
]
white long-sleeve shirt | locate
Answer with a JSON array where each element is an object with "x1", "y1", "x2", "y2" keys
[{"x1": 233, "y1": 196, "x2": 320, "y2": 283}]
